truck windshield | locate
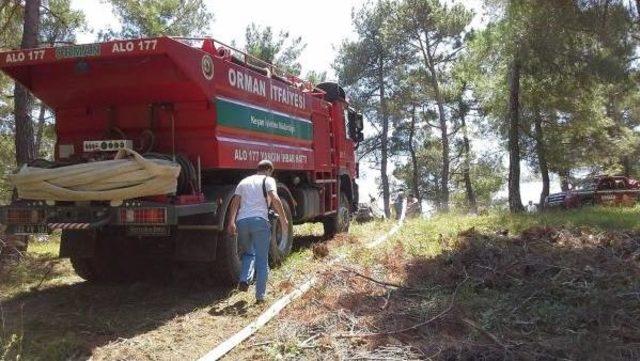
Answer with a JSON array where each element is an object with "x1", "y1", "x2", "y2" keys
[{"x1": 574, "y1": 179, "x2": 597, "y2": 191}]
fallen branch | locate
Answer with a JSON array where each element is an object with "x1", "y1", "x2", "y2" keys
[
  {"x1": 335, "y1": 276, "x2": 468, "y2": 338},
  {"x1": 380, "y1": 290, "x2": 391, "y2": 310},
  {"x1": 460, "y1": 317, "x2": 507, "y2": 349},
  {"x1": 243, "y1": 341, "x2": 272, "y2": 349},
  {"x1": 298, "y1": 334, "x2": 320, "y2": 348},
  {"x1": 342, "y1": 266, "x2": 409, "y2": 289},
  {"x1": 31, "y1": 260, "x2": 58, "y2": 291},
  {"x1": 509, "y1": 289, "x2": 543, "y2": 315}
]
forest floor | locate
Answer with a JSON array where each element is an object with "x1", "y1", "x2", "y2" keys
[{"x1": 2, "y1": 207, "x2": 640, "y2": 360}]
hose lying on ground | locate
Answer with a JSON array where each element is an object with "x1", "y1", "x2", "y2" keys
[{"x1": 10, "y1": 149, "x2": 181, "y2": 203}]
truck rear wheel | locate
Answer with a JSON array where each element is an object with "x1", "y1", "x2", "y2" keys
[
  {"x1": 269, "y1": 200, "x2": 293, "y2": 267},
  {"x1": 212, "y1": 230, "x2": 241, "y2": 285},
  {"x1": 70, "y1": 250, "x2": 123, "y2": 283},
  {"x1": 323, "y1": 193, "x2": 350, "y2": 238},
  {"x1": 70, "y1": 256, "x2": 102, "y2": 282},
  {"x1": 66, "y1": 230, "x2": 128, "y2": 283}
]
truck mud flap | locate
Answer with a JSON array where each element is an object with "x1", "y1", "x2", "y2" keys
[
  {"x1": 173, "y1": 229, "x2": 217, "y2": 262},
  {"x1": 60, "y1": 229, "x2": 97, "y2": 258}
]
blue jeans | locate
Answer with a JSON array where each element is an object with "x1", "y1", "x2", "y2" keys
[{"x1": 237, "y1": 217, "x2": 271, "y2": 300}]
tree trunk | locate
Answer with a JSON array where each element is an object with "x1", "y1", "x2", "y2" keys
[
  {"x1": 621, "y1": 155, "x2": 632, "y2": 177},
  {"x1": 559, "y1": 169, "x2": 571, "y2": 191},
  {"x1": 460, "y1": 97, "x2": 477, "y2": 214},
  {"x1": 14, "y1": 0, "x2": 40, "y2": 166},
  {"x1": 534, "y1": 110, "x2": 549, "y2": 208},
  {"x1": 419, "y1": 35, "x2": 449, "y2": 212},
  {"x1": 409, "y1": 105, "x2": 422, "y2": 213},
  {"x1": 34, "y1": 103, "x2": 46, "y2": 156},
  {"x1": 378, "y1": 57, "x2": 391, "y2": 219},
  {"x1": 507, "y1": 57, "x2": 524, "y2": 213},
  {"x1": 438, "y1": 102, "x2": 449, "y2": 213}
]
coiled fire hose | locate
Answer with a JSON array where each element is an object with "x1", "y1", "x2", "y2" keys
[{"x1": 10, "y1": 149, "x2": 181, "y2": 203}]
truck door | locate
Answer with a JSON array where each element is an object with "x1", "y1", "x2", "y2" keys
[
  {"x1": 619, "y1": 178, "x2": 636, "y2": 206},
  {"x1": 334, "y1": 103, "x2": 356, "y2": 176}
]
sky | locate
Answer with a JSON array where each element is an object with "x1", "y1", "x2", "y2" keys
[
  {"x1": 69, "y1": 0, "x2": 553, "y2": 209},
  {"x1": 71, "y1": 0, "x2": 369, "y2": 79}
]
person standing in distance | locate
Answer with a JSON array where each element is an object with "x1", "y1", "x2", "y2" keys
[{"x1": 226, "y1": 160, "x2": 289, "y2": 303}]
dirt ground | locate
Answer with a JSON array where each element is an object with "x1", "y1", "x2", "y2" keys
[
  {"x1": 226, "y1": 225, "x2": 640, "y2": 360},
  {"x1": 3, "y1": 211, "x2": 640, "y2": 360},
  {"x1": 0, "y1": 224, "x2": 373, "y2": 361}
]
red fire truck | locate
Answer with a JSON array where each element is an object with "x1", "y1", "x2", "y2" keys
[{"x1": 0, "y1": 37, "x2": 363, "y2": 283}]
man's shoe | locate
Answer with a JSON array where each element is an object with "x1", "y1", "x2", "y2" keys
[
  {"x1": 238, "y1": 281, "x2": 249, "y2": 292},
  {"x1": 255, "y1": 298, "x2": 265, "y2": 304}
]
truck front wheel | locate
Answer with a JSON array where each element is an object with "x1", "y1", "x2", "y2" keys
[{"x1": 323, "y1": 193, "x2": 350, "y2": 238}]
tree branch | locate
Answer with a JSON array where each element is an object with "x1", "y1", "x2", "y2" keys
[{"x1": 335, "y1": 276, "x2": 468, "y2": 338}]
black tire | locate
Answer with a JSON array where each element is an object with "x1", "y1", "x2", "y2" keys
[
  {"x1": 269, "y1": 200, "x2": 293, "y2": 267},
  {"x1": 70, "y1": 256, "x2": 100, "y2": 281},
  {"x1": 68, "y1": 230, "x2": 127, "y2": 283},
  {"x1": 212, "y1": 230, "x2": 242, "y2": 286},
  {"x1": 70, "y1": 253, "x2": 123, "y2": 282},
  {"x1": 323, "y1": 193, "x2": 351, "y2": 238}
]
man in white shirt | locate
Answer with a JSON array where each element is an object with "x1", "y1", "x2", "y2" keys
[{"x1": 226, "y1": 160, "x2": 288, "y2": 303}]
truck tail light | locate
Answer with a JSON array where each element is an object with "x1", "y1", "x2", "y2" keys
[
  {"x1": 6, "y1": 209, "x2": 45, "y2": 224},
  {"x1": 120, "y1": 208, "x2": 167, "y2": 225}
]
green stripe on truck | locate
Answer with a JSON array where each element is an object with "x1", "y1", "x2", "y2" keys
[{"x1": 216, "y1": 98, "x2": 313, "y2": 140}]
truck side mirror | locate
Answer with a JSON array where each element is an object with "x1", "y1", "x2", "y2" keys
[
  {"x1": 347, "y1": 110, "x2": 364, "y2": 142},
  {"x1": 347, "y1": 110, "x2": 358, "y2": 140},
  {"x1": 355, "y1": 113, "x2": 364, "y2": 142}
]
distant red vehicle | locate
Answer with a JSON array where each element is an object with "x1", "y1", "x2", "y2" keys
[{"x1": 545, "y1": 175, "x2": 640, "y2": 209}]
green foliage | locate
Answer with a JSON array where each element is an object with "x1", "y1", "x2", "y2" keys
[
  {"x1": 0, "y1": 1, "x2": 23, "y2": 49},
  {"x1": 0, "y1": 134, "x2": 15, "y2": 203},
  {"x1": 393, "y1": 134, "x2": 442, "y2": 202},
  {"x1": 396, "y1": 206, "x2": 640, "y2": 253},
  {"x1": 466, "y1": 0, "x2": 640, "y2": 184},
  {"x1": 392, "y1": 0, "x2": 472, "y2": 49},
  {"x1": 105, "y1": 0, "x2": 213, "y2": 39},
  {"x1": 334, "y1": 0, "x2": 402, "y2": 125},
  {"x1": 451, "y1": 152, "x2": 505, "y2": 210},
  {"x1": 0, "y1": 1, "x2": 23, "y2": 136},
  {"x1": 304, "y1": 70, "x2": 326, "y2": 85},
  {"x1": 40, "y1": 0, "x2": 86, "y2": 45},
  {"x1": 243, "y1": 23, "x2": 306, "y2": 76}
]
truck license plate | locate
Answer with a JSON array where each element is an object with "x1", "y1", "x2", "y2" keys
[
  {"x1": 601, "y1": 194, "x2": 616, "y2": 201},
  {"x1": 11, "y1": 224, "x2": 50, "y2": 235},
  {"x1": 126, "y1": 225, "x2": 169, "y2": 237}
]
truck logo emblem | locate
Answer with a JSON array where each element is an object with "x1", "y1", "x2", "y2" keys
[{"x1": 202, "y1": 55, "x2": 214, "y2": 80}]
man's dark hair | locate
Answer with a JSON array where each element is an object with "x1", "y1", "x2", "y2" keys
[{"x1": 257, "y1": 159, "x2": 274, "y2": 172}]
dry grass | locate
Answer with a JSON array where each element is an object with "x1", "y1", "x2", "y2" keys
[
  {"x1": 0, "y1": 220, "x2": 384, "y2": 361},
  {"x1": 10, "y1": 208, "x2": 637, "y2": 360},
  {"x1": 229, "y1": 207, "x2": 640, "y2": 360}
]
